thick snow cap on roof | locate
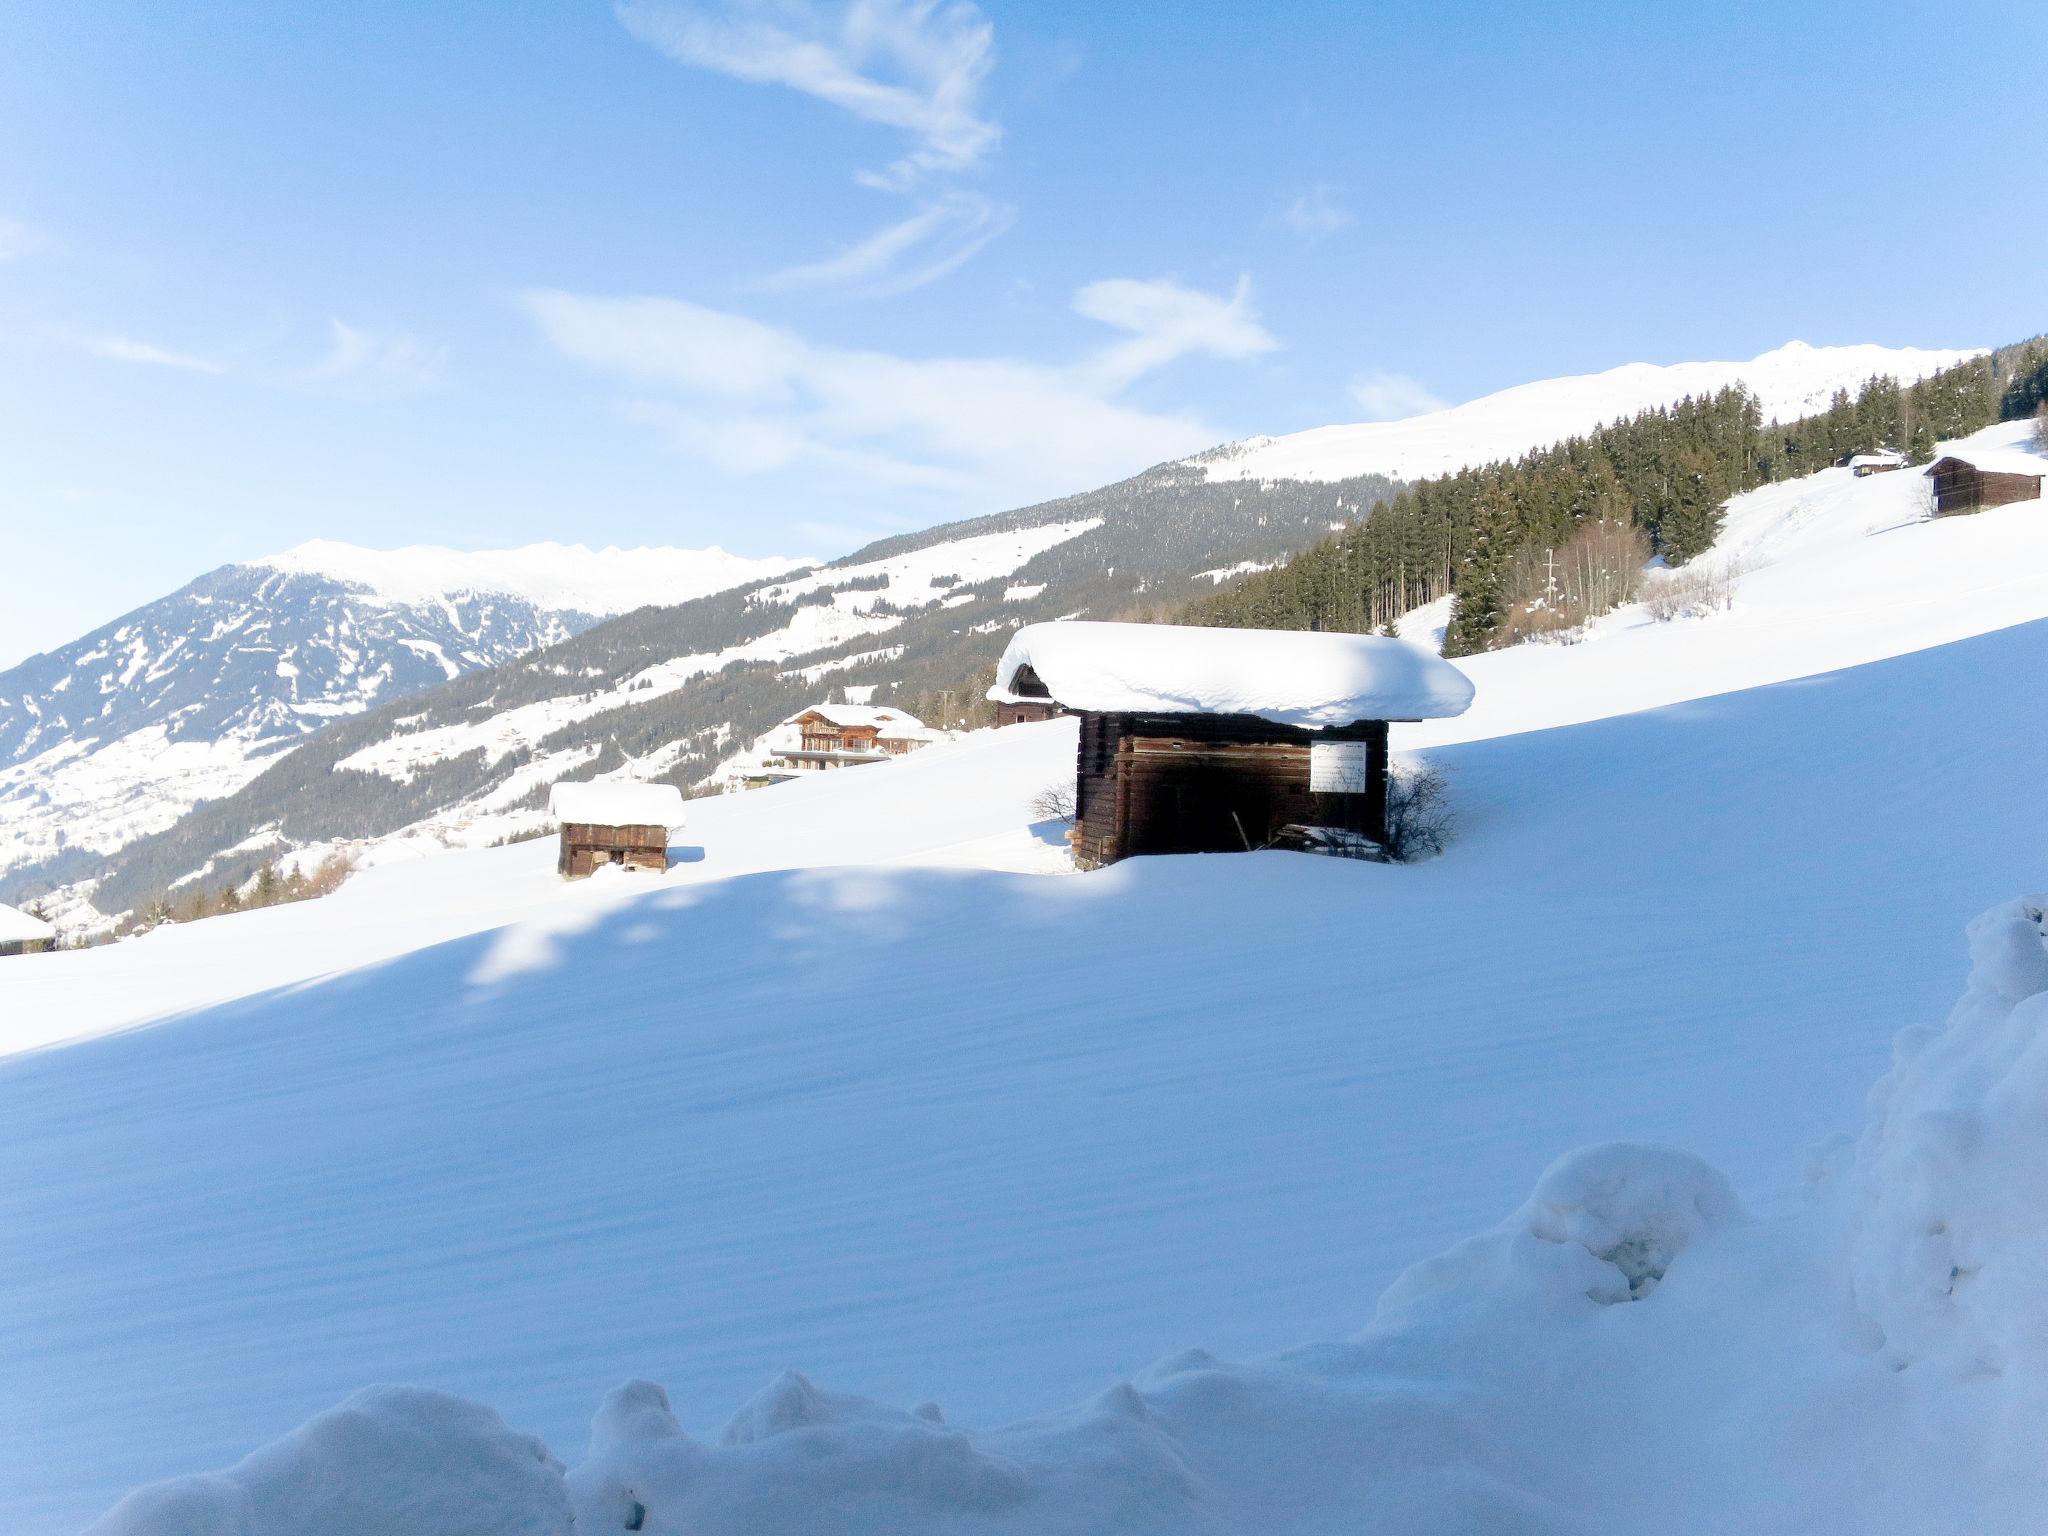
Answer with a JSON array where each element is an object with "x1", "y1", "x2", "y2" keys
[
  {"x1": 547, "y1": 780, "x2": 687, "y2": 829},
  {"x1": 0, "y1": 903, "x2": 55, "y2": 945},
  {"x1": 1925, "y1": 419, "x2": 2048, "y2": 480},
  {"x1": 990, "y1": 621, "x2": 1476, "y2": 727}
]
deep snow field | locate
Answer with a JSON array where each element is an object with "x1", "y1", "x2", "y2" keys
[{"x1": 7, "y1": 427, "x2": 2048, "y2": 1533}]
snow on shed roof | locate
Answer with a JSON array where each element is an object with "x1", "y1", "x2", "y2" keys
[
  {"x1": 0, "y1": 902, "x2": 55, "y2": 945},
  {"x1": 989, "y1": 621, "x2": 1476, "y2": 727},
  {"x1": 547, "y1": 780, "x2": 687, "y2": 829},
  {"x1": 1928, "y1": 447, "x2": 2048, "y2": 479}
]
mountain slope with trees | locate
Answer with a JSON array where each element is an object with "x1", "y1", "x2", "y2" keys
[{"x1": 1182, "y1": 337, "x2": 2048, "y2": 654}]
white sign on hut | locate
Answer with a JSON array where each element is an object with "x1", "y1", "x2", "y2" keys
[
  {"x1": 547, "y1": 780, "x2": 687, "y2": 880},
  {"x1": 989, "y1": 621, "x2": 1475, "y2": 868}
]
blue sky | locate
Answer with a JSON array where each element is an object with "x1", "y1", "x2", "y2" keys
[{"x1": 2, "y1": 0, "x2": 2044, "y2": 668}]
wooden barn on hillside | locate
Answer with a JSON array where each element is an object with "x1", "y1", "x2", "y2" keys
[
  {"x1": 548, "y1": 780, "x2": 687, "y2": 880},
  {"x1": 1928, "y1": 447, "x2": 2046, "y2": 516},
  {"x1": 990, "y1": 622, "x2": 1475, "y2": 869},
  {"x1": 0, "y1": 901, "x2": 56, "y2": 957}
]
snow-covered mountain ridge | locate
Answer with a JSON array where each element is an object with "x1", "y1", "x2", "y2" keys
[
  {"x1": 0, "y1": 543, "x2": 797, "y2": 894},
  {"x1": 255, "y1": 539, "x2": 797, "y2": 614},
  {"x1": 1190, "y1": 340, "x2": 1984, "y2": 485}
]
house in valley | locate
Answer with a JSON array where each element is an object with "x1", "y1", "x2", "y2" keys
[
  {"x1": 766, "y1": 705, "x2": 935, "y2": 772},
  {"x1": 1927, "y1": 447, "x2": 2047, "y2": 516},
  {"x1": 1846, "y1": 451, "x2": 1907, "y2": 477},
  {"x1": 993, "y1": 692, "x2": 1065, "y2": 728},
  {"x1": 547, "y1": 780, "x2": 686, "y2": 880},
  {"x1": 989, "y1": 621, "x2": 1475, "y2": 869},
  {"x1": 0, "y1": 901, "x2": 56, "y2": 957}
]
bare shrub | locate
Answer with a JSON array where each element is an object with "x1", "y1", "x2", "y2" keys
[
  {"x1": 1500, "y1": 520, "x2": 1651, "y2": 645},
  {"x1": 1642, "y1": 556, "x2": 1744, "y2": 622},
  {"x1": 1030, "y1": 780, "x2": 1076, "y2": 825},
  {"x1": 1383, "y1": 761, "x2": 1454, "y2": 862}
]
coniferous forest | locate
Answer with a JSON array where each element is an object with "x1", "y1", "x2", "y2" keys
[{"x1": 1182, "y1": 338, "x2": 2048, "y2": 655}]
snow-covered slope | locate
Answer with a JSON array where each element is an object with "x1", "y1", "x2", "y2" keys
[
  {"x1": 1191, "y1": 340, "x2": 1982, "y2": 484},
  {"x1": 0, "y1": 542, "x2": 797, "y2": 907},
  {"x1": 8, "y1": 419, "x2": 2048, "y2": 1530}
]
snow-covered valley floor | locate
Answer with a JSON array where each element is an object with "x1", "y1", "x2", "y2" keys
[{"x1": 8, "y1": 443, "x2": 2048, "y2": 1533}]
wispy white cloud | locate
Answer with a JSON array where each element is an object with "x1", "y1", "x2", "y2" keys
[
  {"x1": 305, "y1": 319, "x2": 448, "y2": 390},
  {"x1": 0, "y1": 217, "x2": 55, "y2": 261},
  {"x1": 750, "y1": 191, "x2": 1014, "y2": 298},
  {"x1": 1281, "y1": 184, "x2": 1356, "y2": 237},
  {"x1": 521, "y1": 274, "x2": 1277, "y2": 505},
  {"x1": 1072, "y1": 274, "x2": 1278, "y2": 391},
  {"x1": 618, "y1": 0, "x2": 999, "y2": 190},
  {"x1": 78, "y1": 333, "x2": 226, "y2": 374},
  {"x1": 1347, "y1": 369, "x2": 1448, "y2": 421}
]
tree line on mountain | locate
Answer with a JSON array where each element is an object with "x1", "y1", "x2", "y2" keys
[{"x1": 1181, "y1": 338, "x2": 2048, "y2": 655}]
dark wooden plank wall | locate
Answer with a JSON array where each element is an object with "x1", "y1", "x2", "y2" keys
[
  {"x1": 1931, "y1": 459, "x2": 2046, "y2": 516},
  {"x1": 1072, "y1": 712, "x2": 1389, "y2": 868},
  {"x1": 558, "y1": 821, "x2": 670, "y2": 878}
]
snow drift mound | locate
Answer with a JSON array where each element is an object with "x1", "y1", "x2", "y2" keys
[
  {"x1": 1838, "y1": 897, "x2": 2048, "y2": 1398},
  {"x1": 84, "y1": 1386, "x2": 572, "y2": 1536},
  {"x1": 89, "y1": 896, "x2": 2048, "y2": 1534}
]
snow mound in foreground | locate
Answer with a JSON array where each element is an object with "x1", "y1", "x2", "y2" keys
[
  {"x1": 1841, "y1": 897, "x2": 2048, "y2": 1396},
  {"x1": 91, "y1": 896, "x2": 2048, "y2": 1534},
  {"x1": 85, "y1": 1387, "x2": 572, "y2": 1536}
]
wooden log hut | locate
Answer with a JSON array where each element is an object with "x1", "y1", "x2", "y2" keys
[
  {"x1": 547, "y1": 780, "x2": 687, "y2": 880},
  {"x1": 990, "y1": 621, "x2": 1475, "y2": 869},
  {"x1": 993, "y1": 698, "x2": 1064, "y2": 728},
  {"x1": 1927, "y1": 448, "x2": 2046, "y2": 517},
  {"x1": 0, "y1": 901, "x2": 56, "y2": 957}
]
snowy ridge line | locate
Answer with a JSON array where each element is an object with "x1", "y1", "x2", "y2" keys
[
  {"x1": 330, "y1": 518, "x2": 1100, "y2": 794},
  {"x1": 254, "y1": 539, "x2": 805, "y2": 615},
  {"x1": 1191, "y1": 339, "x2": 1983, "y2": 486},
  {"x1": 84, "y1": 896, "x2": 2048, "y2": 1535}
]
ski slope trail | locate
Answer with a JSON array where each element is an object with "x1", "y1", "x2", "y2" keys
[{"x1": 5, "y1": 610, "x2": 2048, "y2": 1531}]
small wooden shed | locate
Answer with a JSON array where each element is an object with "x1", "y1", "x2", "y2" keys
[
  {"x1": 1847, "y1": 451, "x2": 1906, "y2": 477},
  {"x1": 547, "y1": 780, "x2": 687, "y2": 880},
  {"x1": 1928, "y1": 449, "x2": 2046, "y2": 516},
  {"x1": 990, "y1": 622, "x2": 1475, "y2": 869},
  {"x1": 0, "y1": 901, "x2": 56, "y2": 957},
  {"x1": 993, "y1": 698, "x2": 1064, "y2": 728}
]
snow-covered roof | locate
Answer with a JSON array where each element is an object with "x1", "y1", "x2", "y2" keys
[
  {"x1": 1848, "y1": 452, "x2": 1906, "y2": 468},
  {"x1": 989, "y1": 622, "x2": 1476, "y2": 727},
  {"x1": 547, "y1": 780, "x2": 687, "y2": 829},
  {"x1": 0, "y1": 902, "x2": 56, "y2": 945},
  {"x1": 1928, "y1": 446, "x2": 2048, "y2": 478},
  {"x1": 788, "y1": 704, "x2": 923, "y2": 731}
]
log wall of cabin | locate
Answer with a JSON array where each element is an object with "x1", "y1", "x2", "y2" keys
[
  {"x1": 1072, "y1": 712, "x2": 1388, "y2": 869},
  {"x1": 1931, "y1": 461, "x2": 2046, "y2": 516},
  {"x1": 558, "y1": 822, "x2": 671, "y2": 879}
]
